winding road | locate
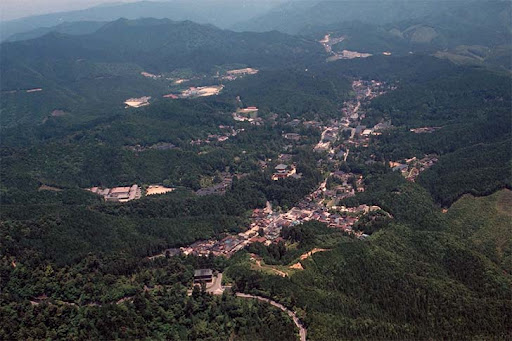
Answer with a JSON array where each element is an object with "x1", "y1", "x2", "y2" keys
[
  {"x1": 203, "y1": 274, "x2": 307, "y2": 340},
  {"x1": 234, "y1": 293, "x2": 307, "y2": 341}
]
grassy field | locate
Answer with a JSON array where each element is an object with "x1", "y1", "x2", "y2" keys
[{"x1": 447, "y1": 189, "x2": 512, "y2": 271}]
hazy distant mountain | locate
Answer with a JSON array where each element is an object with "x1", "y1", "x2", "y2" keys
[
  {"x1": 0, "y1": 0, "x2": 283, "y2": 41},
  {"x1": 299, "y1": 1, "x2": 511, "y2": 70},
  {"x1": 5, "y1": 21, "x2": 107, "y2": 42},
  {"x1": 232, "y1": 0, "x2": 466, "y2": 34},
  {"x1": 1, "y1": 18, "x2": 323, "y2": 80}
]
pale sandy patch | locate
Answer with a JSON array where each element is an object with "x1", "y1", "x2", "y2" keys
[{"x1": 146, "y1": 185, "x2": 175, "y2": 196}]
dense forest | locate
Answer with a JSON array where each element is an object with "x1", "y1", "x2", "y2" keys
[
  {"x1": 220, "y1": 69, "x2": 352, "y2": 120},
  {"x1": 1, "y1": 254, "x2": 297, "y2": 340}
]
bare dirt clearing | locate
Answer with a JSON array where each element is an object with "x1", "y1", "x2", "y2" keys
[{"x1": 146, "y1": 185, "x2": 175, "y2": 196}]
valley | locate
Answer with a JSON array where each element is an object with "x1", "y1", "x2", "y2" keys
[{"x1": 1, "y1": 2, "x2": 511, "y2": 340}]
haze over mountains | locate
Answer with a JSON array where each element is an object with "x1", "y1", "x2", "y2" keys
[
  {"x1": 3, "y1": 0, "x2": 511, "y2": 41},
  {"x1": 3, "y1": 0, "x2": 510, "y2": 67},
  {"x1": 232, "y1": 0, "x2": 467, "y2": 34},
  {"x1": 0, "y1": 0, "x2": 283, "y2": 41}
]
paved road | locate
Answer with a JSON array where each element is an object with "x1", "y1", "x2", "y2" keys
[
  {"x1": 235, "y1": 293, "x2": 307, "y2": 341},
  {"x1": 206, "y1": 273, "x2": 224, "y2": 295},
  {"x1": 206, "y1": 274, "x2": 307, "y2": 340},
  {"x1": 36, "y1": 275, "x2": 307, "y2": 340}
]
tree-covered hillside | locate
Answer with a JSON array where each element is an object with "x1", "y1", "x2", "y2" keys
[
  {"x1": 299, "y1": 1, "x2": 512, "y2": 70},
  {"x1": 446, "y1": 189, "x2": 512, "y2": 272},
  {"x1": 0, "y1": 18, "x2": 325, "y2": 127},
  {"x1": 226, "y1": 176, "x2": 512, "y2": 340},
  {"x1": 1, "y1": 18, "x2": 323, "y2": 85},
  {"x1": 4, "y1": 21, "x2": 107, "y2": 42}
]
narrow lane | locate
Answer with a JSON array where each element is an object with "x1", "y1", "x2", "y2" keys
[{"x1": 235, "y1": 293, "x2": 307, "y2": 341}]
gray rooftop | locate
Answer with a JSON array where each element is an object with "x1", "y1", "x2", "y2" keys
[{"x1": 194, "y1": 269, "x2": 213, "y2": 277}]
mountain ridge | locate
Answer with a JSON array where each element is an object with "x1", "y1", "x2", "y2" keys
[{"x1": 0, "y1": 0, "x2": 283, "y2": 41}]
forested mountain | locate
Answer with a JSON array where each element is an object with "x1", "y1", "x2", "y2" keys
[
  {"x1": 232, "y1": 0, "x2": 468, "y2": 34},
  {"x1": 228, "y1": 183, "x2": 512, "y2": 340},
  {"x1": 234, "y1": 0, "x2": 512, "y2": 70},
  {"x1": 299, "y1": 1, "x2": 512, "y2": 70},
  {"x1": 0, "y1": 18, "x2": 324, "y2": 127},
  {"x1": 1, "y1": 17, "x2": 323, "y2": 82},
  {"x1": 4, "y1": 21, "x2": 107, "y2": 42},
  {"x1": 0, "y1": 0, "x2": 282, "y2": 41}
]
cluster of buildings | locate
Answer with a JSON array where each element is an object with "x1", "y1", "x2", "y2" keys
[
  {"x1": 274, "y1": 172, "x2": 372, "y2": 231},
  {"x1": 182, "y1": 235, "x2": 247, "y2": 257},
  {"x1": 148, "y1": 78, "x2": 399, "y2": 260},
  {"x1": 314, "y1": 126, "x2": 340, "y2": 151},
  {"x1": 353, "y1": 79, "x2": 391, "y2": 101},
  {"x1": 351, "y1": 121, "x2": 393, "y2": 138},
  {"x1": 191, "y1": 126, "x2": 244, "y2": 145},
  {"x1": 88, "y1": 184, "x2": 142, "y2": 203},
  {"x1": 390, "y1": 154, "x2": 439, "y2": 182},
  {"x1": 180, "y1": 203, "x2": 280, "y2": 258},
  {"x1": 220, "y1": 67, "x2": 259, "y2": 81},
  {"x1": 327, "y1": 50, "x2": 373, "y2": 62},
  {"x1": 233, "y1": 107, "x2": 262, "y2": 125},
  {"x1": 283, "y1": 133, "x2": 301, "y2": 141},
  {"x1": 87, "y1": 183, "x2": 177, "y2": 202},
  {"x1": 160, "y1": 177, "x2": 383, "y2": 258},
  {"x1": 196, "y1": 173, "x2": 234, "y2": 196},
  {"x1": 329, "y1": 171, "x2": 364, "y2": 196},
  {"x1": 314, "y1": 80, "x2": 392, "y2": 156},
  {"x1": 177, "y1": 168, "x2": 383, "y2": 258}
]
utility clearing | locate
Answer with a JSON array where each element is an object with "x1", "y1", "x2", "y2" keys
[{"x1": 290, "y1": 248, "x2": 330, "y2": 270}]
